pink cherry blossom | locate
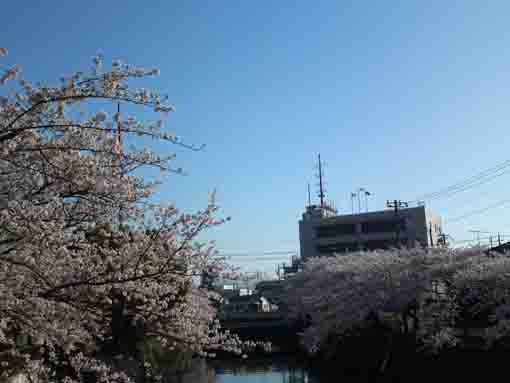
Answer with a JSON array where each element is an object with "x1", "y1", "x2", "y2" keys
[
  {"x1": 0, "y1": 51, "x2": 241, "y2": 381},
  {"x1": 284, "y1": 247, "x2": 510, "y2": 355}
]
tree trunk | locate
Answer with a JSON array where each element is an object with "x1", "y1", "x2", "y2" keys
[
  {"x1": 379, "y1": 332, "x2": 394, "y2": 373},
  {"x1": 402, "y1": 311, "x2": 409, "y2": 334}
]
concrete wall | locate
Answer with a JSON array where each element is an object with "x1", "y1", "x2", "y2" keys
[
  {"x1": 425, "y1": 208, "x2": 443, "y2": 248},
  {"x1": 299, "y1": 206, "x2": 442, "y2": 260}
]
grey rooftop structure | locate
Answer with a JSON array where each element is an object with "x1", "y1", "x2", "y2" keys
[{"x1": 299, "y1": 204, "x2": 442, "y2": 260}]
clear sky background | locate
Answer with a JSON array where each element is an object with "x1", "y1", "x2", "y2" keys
[{"x1": 4, "y1": 1, "x2": 510, "y2": 271}]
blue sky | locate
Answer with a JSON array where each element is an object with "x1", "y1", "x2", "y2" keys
[{"x1": 4, "y1": 1, "x2": 510, "y2": 271}]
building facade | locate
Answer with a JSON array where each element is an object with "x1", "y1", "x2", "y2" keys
[
  {"x1": 299, "y1": 204, "x2": 442, "y2": 260},
  {"x1": 221, "y1": 294, "x2": 273, "y2": 313}
]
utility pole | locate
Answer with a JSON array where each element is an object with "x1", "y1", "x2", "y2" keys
[
  {"x1": 499, "y1": 232, "x2": 502, "y2": 246},
  {"x1": 490, "y1": 236, "x2": 493, "y2": 248},
  {"x1": 429, "y1": 222, "x2": 434, "y2": 248},
  {"x1": 116, "y1": 102, "x2": 123, "y2": 228},
  {"x1": 117, "y1": 102, "x2": 121, "y2": 145},
  {"x1": 438, "y1": 232, "x2": 448, "y2": 247},
  {"x1": 351, "y1": 192, "x2": 356, "y2": 214},
  {"x1": 386, "y1": 200, "x2": 408, "y2": 247}
]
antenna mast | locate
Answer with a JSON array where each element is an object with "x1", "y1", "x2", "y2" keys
[
  {"x1": 307, "y1": 183, "x2": 312, "y2": 206},
  {"x1": 317, "y1": 153, "x2": 325, "y2": 208}
]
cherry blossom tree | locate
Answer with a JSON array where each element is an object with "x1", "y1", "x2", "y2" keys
[
  {"x1": 284, "y1": 247, "x2": 510, "y2": 371},
  {"x1": 0, "y1": 49, "x2": 241, "y2": 382}
]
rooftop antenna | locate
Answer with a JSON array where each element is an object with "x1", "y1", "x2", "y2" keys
[
  {"x1": 317, "y1": 153, "x2": 325, "y2": 208},
  {"x1": 307, "y1": 183, "x2": 312, "y2": 207}
]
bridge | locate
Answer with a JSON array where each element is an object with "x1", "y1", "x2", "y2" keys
[
  {"x1": 219, "y1": 311, "x2": 287, "y2": 330},
  {"x1": 219, "y1": 310, "x2": 301, "y2": 348}
]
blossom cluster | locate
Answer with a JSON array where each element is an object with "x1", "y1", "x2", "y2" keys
[
  {"x1": 0, "y1": 50, "x2": 237, "y2": 381},
  {"x1": 284, "y1": 247, "x2": 510, "y2": 355}
]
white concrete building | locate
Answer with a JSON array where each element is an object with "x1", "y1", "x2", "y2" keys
[{"x1": 299, "y1": 204, "x2": 442, "y2": 260}]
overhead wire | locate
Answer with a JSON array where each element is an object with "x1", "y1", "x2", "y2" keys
[
  {"x1": 406, "y1": 158, "x2": 510, "y2": 228},
  {"x1": 227, "y1": 256, "x2": 296, "y2": 262},
  {"x1": 429, "y1": 168, "x2": 510, "y2": 202},
  {"x1": 410, "y1": 159, "x2": 510, "y2": 203},
  {"x1": 447, "y1": 198, "x2": 510, "y2": 223},
  {"x1": 441, "y1": 188, "x2": 495, "y2": 216},
  {"x1": 453, "y1": 235, "x2": 510, "y2": 244},
  {"x1": 214, "y1": 250, "x2": 298, "y2": 265},
  {"x1": 217, "y1": 250, "x2": 297, "y2": 257}
]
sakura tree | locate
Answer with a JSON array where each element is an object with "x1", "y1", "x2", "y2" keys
[
  {"x1": 0, "y1": 49, "x2": 240, "y2": 382},
  {"x1": 284, "y1": 246, "x2": 510, "y2": 369}
]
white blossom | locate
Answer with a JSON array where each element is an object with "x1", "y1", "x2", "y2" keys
[
  {"x1": 284, "y1": 247, "x2": 510, "y2": 355},
  {"x1": 95, "y1": 111, "x2": 108, "y2": 122},
  {"x1": 0, "y1": 50, "x2": 238, "y2": 380},
  {"x1": 0, "y1": 65, "x2": 21, "y2": 85}
]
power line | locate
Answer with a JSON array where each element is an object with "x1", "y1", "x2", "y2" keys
[
  {"x1": 416, "y1": 159, "x2": 510, "y2": 200},
  {"x1": 441, "y1": 188, "x2": 494, "y2": 215},
  {"x1": 453, "y1": 234, "x2": 510, "y2": 244},
  {"x1": 448, "y1": 198, "x2": 510, "y2": 223},
  {"x1": 411, "y1": 159, "x2": 510, "y2": 203},
  {"x1": 216, "y1": 251, "x2": 298, "y2": 263},
  {"x1": 217, "y1": 250, "x2": 297, "y2": 257},
  {"x1": 229, "y1": 257, "x2": 294, "y2": 262},
  {"x1": 429, "y1": 168, "x2": 510, "y2": 202}
]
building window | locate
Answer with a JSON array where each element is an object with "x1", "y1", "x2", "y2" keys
[
  {"x1": 317, "y1": 243, "x2": 359, "y2": 254},
  {"x1": 364, "y1": 238, "x2": 407, "y2": 250},
  {"x1": 316, "y1": 223, "x2": 356, "y2": 238},
  {"x1": 361, "y1": 219, "x2": 405, "y2": 233}
]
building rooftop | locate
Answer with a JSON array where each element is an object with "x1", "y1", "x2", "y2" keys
[{"x1": 299, "y1": 203, "x2": 442, "y2": 258}]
